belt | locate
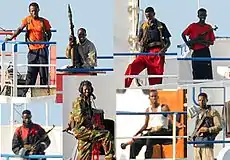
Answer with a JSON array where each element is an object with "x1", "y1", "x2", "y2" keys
[{"x1": 148, "y1": 41, "x2": 164, "y2": 48}]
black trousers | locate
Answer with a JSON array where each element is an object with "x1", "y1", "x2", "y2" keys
[
  {"x1": 129, "y1": 128, "x2": 172, "y2": 159},
  {"x1": 192, "y1": 47, "x2": 213, "y2": 80},
  {"x1": 23, "y1": 47, "x2": 49, "y2": 94}
]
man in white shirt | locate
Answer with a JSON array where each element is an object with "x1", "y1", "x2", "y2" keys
[{"x1": 129, "y1": 89, "x2": 185, "y2": 159}]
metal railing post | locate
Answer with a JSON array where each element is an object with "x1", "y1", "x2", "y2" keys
[
  {"x1": 172, "y1": 113, "x2": 177, "y2": 160},
  {"x1": 12, "y1": 44, "x2": 17, "y2": 97}
]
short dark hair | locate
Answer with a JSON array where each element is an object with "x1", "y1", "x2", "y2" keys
[
  {"x1": 198, "y1": 92, "x2": 208, "y2": 99},
  {"x1": 145, "y1": 7, "x2": 154, "y2": 13},
  {"x1": 198, "y1": 8, "x2": 207, "y2": 13},
  {"x1": 22, "y1": 110, "x2": 31, "y2": 115},
  {"x1": 78, "y1": 28, "x2": 87, "y2": 34},
  {"x1": 29, "y1": 2, "x2": 39, "y2": 9},
  {"x1": 79, "y1": 80, "x2": 94, "y2": 94},
  {"x1": 149, "y1": 89, "x2": 158, "y2": 95}
]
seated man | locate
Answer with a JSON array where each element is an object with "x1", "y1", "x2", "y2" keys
[
  {"x1": 66, "y1": 80, "x2": 115, "y2": 160},
  {"x1": 12, "y1": 110, "x2": 51, "y2": 160},
  {"x1": 129, "y1": 90, "x2": 185, "y2": 159},
  {"x1": 66, "y1": 28, "x2": 97, "y2": 68}
]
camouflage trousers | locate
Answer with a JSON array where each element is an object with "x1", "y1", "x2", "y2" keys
[
  {"x1": 194, "y1": 147, "x2": 214, "y2": 160},
  {"x1": 74, "y1": 128, "x2": 115, "y2": 160}
]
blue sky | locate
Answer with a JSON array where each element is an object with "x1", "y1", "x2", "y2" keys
[
  {"x1": 0, "y1": 0, "x2": 114, "y2": 126},
  {"x1": 1, "y1": 0, "x2": 230, "y2": 125}
]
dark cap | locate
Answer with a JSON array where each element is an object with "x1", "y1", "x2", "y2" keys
[
  {"x1": 145, "y1": 7, "x2": 154, "y2": 13},
  {"x1": 22, "y1": 110, "x2": 31, "y2": 115}
]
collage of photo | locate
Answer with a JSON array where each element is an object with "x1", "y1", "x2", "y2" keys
[{"x1": 1, "y1": 0, "x2": 230, "y2": 160}]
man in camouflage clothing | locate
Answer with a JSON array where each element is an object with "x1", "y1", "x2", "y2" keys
[
  {"x1": 66, "y1": 28, "x2": 97, "y2": 68},
  {"x1": 67, "y1": 80, "x2": 115, "y2": 160}
]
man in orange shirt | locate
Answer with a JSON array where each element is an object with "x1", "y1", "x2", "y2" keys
[
  {"x1": 182, "y1": 8, "x2": 215, "y2": 80},
  {"x1": 5, "y1": 2, "x2": 52, "y2": 96}
]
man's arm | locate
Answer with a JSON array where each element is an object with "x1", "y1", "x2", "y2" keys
[
  {"x1": 138, "y1": 24, "x2": 144, "y2": 42},
  {"x1": 6, "y1": 24, "x2": 26, "y2": 41},
  {"x1": 71, "y1": 98, "x2": 93, "y2": 130},
  {"x1": 134, "y1": 108, "x2": 149, "y2": 136},
  {"x1": 37, "y1": 127, "x2": 51, "y2": 152},
  {"x1": 88, "y1": 41, "x2": 97, "y2": 67},
  {"x1": 162, "y1": 105, "x2": 184, "y2": 128},
  {"x1": 208, "y1": 110, "x2": 222, "y2": 134},
  {"x1": 46, "y1": 29, "x2": 52, "y2": 41},
  {"x1": 43, "y1": 19, "x2": 52, "y2": 41},
  {"x1": 65, "y1": 44, "x2": 72, "y2": 58},
  {"x1": 12, "y1": 130, "x2": 23, "y2": 154},
  {"x1": 66, "y1": 35, "x2": 77, "y2": 58},
  {"x1": 161, "y1": 23, "x2": 171, "y2": 52},
  {"x1": 181, "y1": 24, "x2": 192, "y2": 49}
]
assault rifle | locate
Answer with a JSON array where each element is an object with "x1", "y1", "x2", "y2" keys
[
  {"x1": 188, "y1": 25, "x2": 218, "y2": 47},
  {"x1": 139, "y1": 24, "x2": 150, "y2": 52},
  {"x1": 67, "y1": 4, "x2": 81, "y2": 68},
  {"x1": 24, "y1": 125, "x2": 55, "y2": 153},
  {"x1": 188, "y1": 109, "x2": 209, "y2": 142}
]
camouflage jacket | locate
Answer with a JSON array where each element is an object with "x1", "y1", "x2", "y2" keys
[
  {"x1": 70, "y1": 97, "x2": 94, "y2": 134},
  {"x1": 66, "y1": 38, "x2": 97, "y2": 68}
]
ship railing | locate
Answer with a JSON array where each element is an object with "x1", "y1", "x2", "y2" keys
[
  {"x1": 1, "y1": 154, "x2": 63, "y2": 160},
  {"x1": 116, "y1": 111, "x2": 187, "y2": 160},
  {"x1": 0, "y1": 40, "x2": 56, "y2": 97}
]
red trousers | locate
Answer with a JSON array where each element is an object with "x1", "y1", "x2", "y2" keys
[{"x1": 125, "y1": 48, "x2": 165, "y2": 88}]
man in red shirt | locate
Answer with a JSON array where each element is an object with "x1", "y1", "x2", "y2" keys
[
  {"x1": 5, "y1": 2, "x2": 52, "y2": 96},
  {"x1": 182, "y1": 8, "x2": 215, "y2": 80},
  {"x1": 124, "y1": 7, "x2": 171, "y2": 88},
  {"x1": 12, "y1": 110, "x2": 51, "y2": 160}
]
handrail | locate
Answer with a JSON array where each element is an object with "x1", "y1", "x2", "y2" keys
[
  {"x1": 1, "y1": 154, "x2": 63, "y2": 160},
  {"x1": 178, "y1": 57, "x2": 230, "y2": 61},
  {"x1": 124, "y1": 74, "x2": 178, "y2": 78},
  {"x1": 188, "y1": 140, "x2": 230, "y2": 144},
  {"x1": 117, "y1": 135, "x2": 187, "y2": 139},
  {"x1": 0, "y1": 29, "x2": 57, "y2": 32},
  {"x1": 116, "y1": 111, "x2": 186, "y2": 160},
  {"x1": 113, "y1": 52, "x2": 177, "y2": 56},
  {"x1": 56, "y1": 56, "x2": 113, "y2": 59},
  {"x1": 0, "y1": 40, "x2": 56, "y2": 45},
  {"x1": 116, "y1": 111, "x2": 187, "y2": 115},
  {"x1": 56, "y1": 68, "x2": 113, "y2": 72},
  {"x1": 0, "y1": 40, "x2": 57, "y2": 97}
]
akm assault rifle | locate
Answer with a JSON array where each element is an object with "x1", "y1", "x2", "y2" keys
[
  {"x1": 188, "y1": 109, "x2": 208, "y2": 142},
  {"x1": 24, "y1": 125, "x2": 55, "y2": 154},
  {"x1": 188, "y1": 25, "x2": 218, "y2": 47}
]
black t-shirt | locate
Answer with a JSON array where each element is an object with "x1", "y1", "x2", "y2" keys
[{"x1": 138, "y1": 19, "x2": 171, "y2": 43}]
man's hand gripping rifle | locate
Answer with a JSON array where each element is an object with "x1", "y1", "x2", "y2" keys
[
  {"x1": 188, "y1": 109, "x2": 209, "y2": 142},
  {"x1": 23, "y1": 125, "x2": 55, "y2": 155},
  {"x1": 187, "y1": 25, "x2": 218, "y2": 49}
]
